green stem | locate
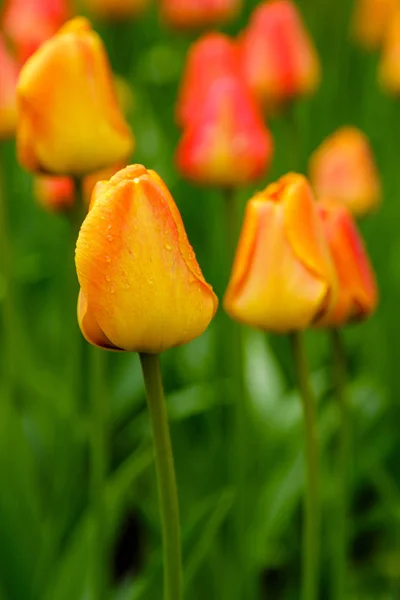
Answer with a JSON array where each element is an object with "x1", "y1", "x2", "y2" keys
[
  {"x1": 0, "y1": 147, "x2": 15, "y2": 403},
  {"x1": 72, "y1": 179, "x2": 108, "y2": 599},
  {"x1": 330, "y1": 328, "x2": 350, "y2": 600},
  {"x1": 222, "y1": 188, "x2": 252, "y2": 598},
  {"x1": 139, "y1": 353, "x2": 183, "y2": 600},
  {"x1": 90, "y1": 346, "x2": 108, "y2": 600},
  {"x1": 290, "y1": 332, "x2": 320, "y2": 600}
]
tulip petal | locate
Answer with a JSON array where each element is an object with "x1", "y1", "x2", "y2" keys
[
  {"x1": 77, "y1": 289, "x2": 122, "y2": 350},
  {"x1": 76, "y1": 170, "x2": 218, "y2": 353},
  {"x1": 283, "y1": 174, "x2": 334, "y2": 282},
  {"x1": 224, "y1": 199, "x2": 328, "y2": 332}
]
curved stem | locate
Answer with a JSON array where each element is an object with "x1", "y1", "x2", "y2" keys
[
  {"x1": 290, "y1": 332, "x2": 320, "y2": 600},
  {"x1": 139, "y1": 353, "x2": 183, "y2": 600},
  {"x1": 330, "y1": 328, "x2": 350, "y2": 600}
]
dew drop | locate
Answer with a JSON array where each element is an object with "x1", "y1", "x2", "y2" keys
[
  {"x1": 105, "y1": 256, "x2": 111, "y2": 263},
  {"x1": 165, "y1": 243, "x2": 172, "y2": 251},
  {"x1": 107, "y1": 234, "x2": 113, "y2": 242},
  {"x1": 110, "y1": 286, "x2": 115, "y2": 294},
  {"x1": 105, "y1": 275, "x2": 110, "y2": 282}
]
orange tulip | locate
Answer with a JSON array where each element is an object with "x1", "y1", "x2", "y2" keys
[
  {"x1": 176, "y1": 32, "x2": 240, "y2": 129},
  {"x1": 2, "y1": 0, "x2": 70, "y2": 64},
  {"x1": 0, "y1": 34, "x2": 18, "y2": 139},
  {"x1": 351, "y1": 0, "x2": 398, "y2": 50},
  {"x1": 83, "y1": 0, "x2": 150, "y2": 19},
  {"x1": 224, "y1": 173, "x2": 337, "y2": 333},
  {"x1": 240, "y1": 0, "x2": 320, "y2": 110},
  {"x1": 176, "y1": 76, "x2": 273, "y2": 187},
  {"x1": 317, "y1": 198, "x2": 378, "y2": 327},
  {"x1": 75, "y1": 164, "x2": 218, "y2": 353},
  {"x1": 309, "y1": 127, "x2": 381, "y2": 217},
  {"x1": 379, "y1": 8, "x2": 400, "y2": 94},
  {"x1": 160, "y1": 0, "x2": 241, "y2": 29},
  {"x1": 17, "y1": 17, "x2": 134, "y2": 177},
  {"x1": 34, "y1": 175, "x2": 75, "y2": 212}
]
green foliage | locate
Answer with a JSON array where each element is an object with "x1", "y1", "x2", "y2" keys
[{"x1": 1, "y1": 0, "x2": 400, "y2": 598}]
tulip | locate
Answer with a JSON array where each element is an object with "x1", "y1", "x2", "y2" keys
[
  {"x1": 351, "y1": 0, "x2": 398, "y2": 50},
  {"x1": 2, "y1": 0, "x2": 70, "y2": 64},
  {"x1": 75, "y1": 164, "x2": 218, "y2": 353},
  {"x1": 160, "y1": 0, "x2": 241, "y2": 29},
  {"x1": 224, "y1": 173, "x2": 337, "y2": 333},
  {"x1": 379, "y1": 8, "x2": 400, "y2": 95},
  {"x1": 316, "y1": 199, "x2": 378, "y2": 328},
  {"x1": 176, "y1": 32, "x2": 240, "y2": 129},
  {"x1": 176, "y1": 76, "x2": 273, "y2": 187},
  {"x1": 0, "y1": 34, "x2": 19, "y2": 139},
  {"x1": 17, "y1": 17, "x2": 134, "y2": 177},
  {"x1": 34, "y1": 175, "x2": 75, "y2": 212},
  {"x1": 240, "y1": 0, "x2": 320, "y2": 110},
  {"x1": 309, "y1": 127, "x2": 381, "y2": 217},
  {"x1": 83, "y1": 0, "x2": 150, "y2": 19}
]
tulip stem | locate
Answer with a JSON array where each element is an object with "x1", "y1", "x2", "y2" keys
[
  {"x1": 330, "y1": 328, "x2": 350, "y2": 600},
  {"x1": 73, "y1": 179, "x2": 109, "y2": 600},
  {"x1": 139, "y1": 353, "x2": 183, "y2": 600},
  {"x1": 0, "y1": 147, "x2": 15, "y2": 404},
  {"x1": 290, "y1": 332, "x2": 320, "y2": 600}
]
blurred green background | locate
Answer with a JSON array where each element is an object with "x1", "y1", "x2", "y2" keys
[{"x1": 1, "y1": 0, "x2": 400, "y2": 598}]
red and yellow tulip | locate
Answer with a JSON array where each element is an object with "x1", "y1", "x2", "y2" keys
[
  {"x1": 224, "y1": 173, "x2": 337, "y2": 332},
  {"x1": 309, "y1": 127, "x2": 381, "y2": 218},
  {"x1": 75, "y1": 165, "x2": 218, "y2": 353},
  {"x1": 240, "y1": 0, "x2": 320, "y2": 110},
  {"x1": 17, "y1": 17, "x2": 134, "y2": 176}
]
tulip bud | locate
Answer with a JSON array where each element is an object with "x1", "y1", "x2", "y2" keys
[
  {"x1": 160, "y1": 0, "x2": 241, "y2": 29},
  {"x1": 176, "y1": 32, "x2": 240, "y2": 129},
  {"x1": 0, "y1": 34, "x2": 18, "y2": 140},
  {"x1": 224, "y1": 173, "x2": 337, "y2": 333},
  {"x1": 17, "y1": 17, "x2": 134, "y2": 177},
  {"x1": 176, "y1": 76, "x2": 273, "y2": 187},
  {"x1": 316, "y1": 198, "x2": 378, "y2": 327},
  {"x1": 75, "y1": 164, "x2": 218, "y2": 353},
  {"x1": 240, "y1": 0, "x2": 320, "y2": 110},
  {"x1": 2, "y1": 0, "x2": 70, "y2": 64},
  {"x1": 379, "y1": 8, "x2": 400, "y2": 95},
  {"x1": 351, "y1": 0, "x2": 398, "y2": 50},
  {"x1": 83, "y1": 0, "x2": 150, "y2": 20},
  {"x1": 34, "y1": 175, "x2": 75, "y2": 212},
  {"x1": 309, "y1": 127, "x2": 381, "y2": 218}
]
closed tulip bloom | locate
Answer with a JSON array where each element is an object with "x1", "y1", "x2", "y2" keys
[
  {"x1": 0, "y1": 35, "x2": 18, "y2": 139},
  {"x1": 2, "y1": 0, "x2": 70, "y2": 64},
  {"x1": 317, "y1": 198, "x2": 378, "y2": 327},
  {"x1": 160, "y1": 0, "x2": 241, "y2": 29},
  {"x1": 351, "y1": 0, "x2": 398, "y2": 50},
  {"x1": 224, "y1": 174, "x2": 337, "y2": 333},
  {"x1": 83, "y1": 0, "x2": 150, "y2": 19},
  {"x1": 379, "y1": 8, "x2": 400, "y2": 94},
  {"x1": 17, "y1": 17, "x2": 134, "y2": 176},
  {"x1": 240, "y1": 0, "x2": 320, "y2": 110},
  {"x1": 176, "y1": 32, "x2": 240, "y2": 128},
  {"x1": 34, "y1": 175, "x2": 75, "y2": 212},
  {"x1": 75, "y1": 165, "x2": 218, "y2": 353},
  {"x1": 176, "y1": 76, "x2": 273, "y2": 187},
  {"x1": 309, "y1": 127, "x2": 381, "y2": 217}
]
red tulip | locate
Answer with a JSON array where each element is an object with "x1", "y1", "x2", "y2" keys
[
  {"x1": 176, "y1": 32, "x2": 240, "y2": 129},
  {"x1": 2, "y1": 0, "x2": 70, "y2": 64},
  {"x1": 176, "y1": 76, "x2": 273, "y2": 187}
]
